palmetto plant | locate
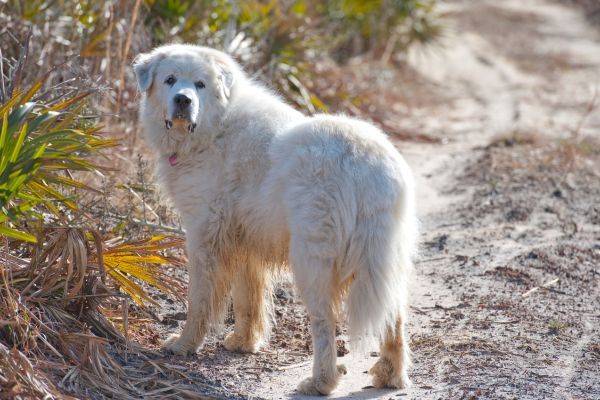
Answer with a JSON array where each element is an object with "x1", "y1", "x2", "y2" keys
[
  {"x1": 0, "y1": 82, "x2": 113, "y2": 242},
  {"x1": 0, "y1": 76, "x2": 189, "y2": 397},
  {"x1": 0, "y1": 79, "x2": 185, "y2": 304}
]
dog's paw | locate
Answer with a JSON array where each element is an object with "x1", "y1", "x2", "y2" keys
[
  {"x1": 369, "y1": 357, "x2": 411, "y2": 389},
  {"x1": 296, "y1": 364, "x2": 346, "y2": 395},
  {"x1": 162, "y1": 334, "x2": 199, "y2": 356},
  {"x1": 297, "y1": 377, "x2": 324, "y2": 396},
  {"x1": 223, "y1": 332, "x2": 260, "y2": 353}
]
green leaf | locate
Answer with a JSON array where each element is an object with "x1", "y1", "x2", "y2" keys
[
  {"x1": 291, "y1": 1, "x2": 306, "y2": 16},
  {"x1": 0, "y1": 225, "x2": 37, "y2": 243},
  {"x1": 0, "y1": 113, "x2": 9, "y2": 172},
  {"x1": 9, "y1": 122, "x2": 29, "y2": 164},
  {"x1": 7, "y1": 103, "x2": 35, "y2": 134},
  {"x1": 310, "y1": 95, "x2": 329, "y2": 113},
  {"x1": 0, "y1": 90, "x2": 22, "y2": 116}
]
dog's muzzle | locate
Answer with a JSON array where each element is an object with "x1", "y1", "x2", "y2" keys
[
  {"x1": 165, "y1": 119, "x2": 196, "y2": 133},
  {"x1": 165, "y1": 93, "x2": 196, "y2": 133}
]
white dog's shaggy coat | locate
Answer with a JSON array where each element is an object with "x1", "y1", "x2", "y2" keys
[{"x1": 134, "y1": 44, "x2": 417, "y2": 395}]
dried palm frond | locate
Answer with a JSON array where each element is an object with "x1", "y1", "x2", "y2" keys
[
  {"x1": 98, "y1": 235, "x2": 186, "y2": 306},
  {"x1": 1, "y1": 232, "x2": 220, "y2": 399},
  {"x1": 0, "y1": 341, "x2": 74, "y2": 400}
]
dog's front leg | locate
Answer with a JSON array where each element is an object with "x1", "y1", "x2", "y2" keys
[
  {"x1": 224, "y1": 260, "x2": 270, "y2": 353},
  {"x1": 163, "y1": 246, "x2": 225, "y2": 355}
]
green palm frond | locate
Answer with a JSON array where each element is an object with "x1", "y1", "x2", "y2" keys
[{"x1": 0, "y1": 84, "x2": 115, "y2": 242}]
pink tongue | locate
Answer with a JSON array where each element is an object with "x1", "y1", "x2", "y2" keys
[{"x1": 168, "y1": 153, "x2": 178, "y2": 166}]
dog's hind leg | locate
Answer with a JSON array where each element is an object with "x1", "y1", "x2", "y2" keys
[
  {"x1": 297, "y1": 308, "x2": 347, "y2": 395},
  {"x1": 291, "y1": 250, "x2": 346, "y2": 395},
  {"x1": 224, "y1": 259, "x2": 270, "y2": 353},
  {"x1": 369, "y1": 312, "x2": 412, "y2": 389}
]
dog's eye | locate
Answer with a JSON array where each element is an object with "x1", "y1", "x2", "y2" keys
[
  {"x1": 164, "y1": 75, "x2": 176, "y2": 85},
  {"x1": 195, "y1": 80, "x2": 205, "y2": 89}
]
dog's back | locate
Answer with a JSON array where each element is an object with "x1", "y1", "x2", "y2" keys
[{"x1": 265, "y1": 114, "x2": 416, "y2": 339}]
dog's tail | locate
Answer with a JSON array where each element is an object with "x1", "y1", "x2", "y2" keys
[{"x1": 345, "y1": 182, "x2": 417, "y2": 349}]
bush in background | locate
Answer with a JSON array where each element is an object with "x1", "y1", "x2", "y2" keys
[{"x1": 2, "y1": 0, "x2": 439, "y2": 115}]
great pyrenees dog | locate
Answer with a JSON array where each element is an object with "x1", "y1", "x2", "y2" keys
[{"x1": 133, "y1": 44, "x2": 417, "y2": 395}]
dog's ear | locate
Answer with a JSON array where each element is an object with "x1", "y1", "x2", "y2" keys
[
  {"x1": 213, "y1": 59, "x2": 235, "y2": 101},
  {"x1": 133, "y1": 52, "x2": 164, "y2": 92}
]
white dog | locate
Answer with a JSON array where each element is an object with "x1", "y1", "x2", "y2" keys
[{"x1": 133, "y1": 44, "x2": 417, "y2": 395}]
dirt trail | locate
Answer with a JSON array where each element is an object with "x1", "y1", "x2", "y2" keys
[
  {"x1": 152, "y1": 1, "x2": 600, "y2": 398},
  {"x1": 395, "y1": 1, "x2": 600, "y2": 398},
  {"x1": 252, "y1": 1, "x2": 600, "y2": 398}
]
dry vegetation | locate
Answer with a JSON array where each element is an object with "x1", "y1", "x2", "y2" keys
[
  {"x1": 3, "y1": 0, "x2": 597, "y2": 398},
  {"x1": 0, "y1": 1, "x2": 439, "y2": 398}
]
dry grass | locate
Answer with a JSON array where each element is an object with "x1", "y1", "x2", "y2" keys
[
  {"x1": 0, "y1": 341, "x2": 72, "y2": 399},
  {"x1": 0, "y1": 230, "x2": 222, "y2": 399}
]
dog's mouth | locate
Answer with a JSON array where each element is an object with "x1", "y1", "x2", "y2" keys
[{"x1": 165, "y1": 117, "x2": 197, "y2": 133}]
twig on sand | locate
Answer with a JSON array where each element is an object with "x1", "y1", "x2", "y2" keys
[
  {"x1": 522, "y1": 278, "x2": 559, "y2": 298},
  {"x1": 410, "y1": 305, "x2": 429, "y2": 315},
  {"x1": 571, "y1": 87, "x2": 598, "y2": 138},
  {"x1": 276, "y1": 360, "x2": 312, "y2": 371},
  {"x1": 106, "y1": 211, "x2": 185, "y2": 234}
]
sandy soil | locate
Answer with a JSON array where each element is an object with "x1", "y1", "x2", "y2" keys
[{"x1": 134, "y1": 1, "x2": 600, "y2": 399}]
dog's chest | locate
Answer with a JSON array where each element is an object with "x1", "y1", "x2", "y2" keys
[{"x1": 157, "y1": 153, "x2": 221, "y2": 220}]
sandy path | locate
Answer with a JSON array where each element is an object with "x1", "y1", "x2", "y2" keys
[{"x1": 251, "y1": 0, "x2": 600, "y2": 398}]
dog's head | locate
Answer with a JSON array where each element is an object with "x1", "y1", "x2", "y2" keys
[{"x1": 133, "y1": 45, "x2": 238, "y2": 144}]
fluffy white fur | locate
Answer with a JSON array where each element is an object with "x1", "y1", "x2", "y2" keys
[{"x1": 133, "y1": 44, "x2": 417, "y2": 395}]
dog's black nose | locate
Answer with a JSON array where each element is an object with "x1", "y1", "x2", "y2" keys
[{"x1": 174, "y1": 94, "x2": 192, "y2": 107}]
